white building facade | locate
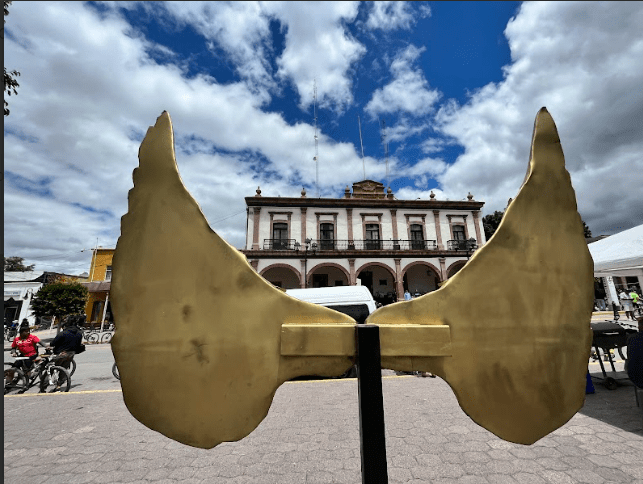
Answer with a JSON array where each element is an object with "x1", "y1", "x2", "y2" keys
[{"x1": 241, "y1": 181, "x2": 486, "y2": 305}]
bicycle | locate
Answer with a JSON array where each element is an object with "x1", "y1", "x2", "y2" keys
[
  {"x1": 5, "y1": 321, "x2": 18, "y2": 342},
  {"x1": 4, "y1": 350, "x2": 71, "y2": 393}
]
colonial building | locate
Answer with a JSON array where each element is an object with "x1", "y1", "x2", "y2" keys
[{"x1": 241, "y1": 180, "x2": 486, "y2": 305}]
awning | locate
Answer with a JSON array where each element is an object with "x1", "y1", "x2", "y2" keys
[{"x1": 81, "y1": 281, "x2": 111, "y2": 293}]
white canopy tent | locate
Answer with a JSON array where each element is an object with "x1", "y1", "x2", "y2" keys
[{"x1": 588, "y1": 224, "x2": 643, "y2": 306}]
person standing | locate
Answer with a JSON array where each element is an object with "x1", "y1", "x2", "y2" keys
[
  {"x1": 619, "y1": 289, "x2": 635, "y2": 320},
  {"x1": 404, "y1": 290, "x2": 412, "y2": 301},
  {"x1": 595, "y1": 285, "x2": 607, "y2": 311}
]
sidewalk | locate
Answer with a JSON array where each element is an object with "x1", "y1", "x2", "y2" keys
[{"x1": 4, "y1": 372, "x2": 643, "y2": 484}]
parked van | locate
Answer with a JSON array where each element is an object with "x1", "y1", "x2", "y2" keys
[
  {"x1": 285, "y1": 285, "x2": 377, "y2": 324},
  {"x1": 285, "y1": 286, "x2": 378, "y2": 379}
]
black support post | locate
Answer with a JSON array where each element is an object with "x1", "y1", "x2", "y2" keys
[{"x1": 356, "y1": 324, "x2": 388, "y2": 484}]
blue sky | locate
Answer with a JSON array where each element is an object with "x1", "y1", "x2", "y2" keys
[{"x1": 4, "y1": 2, "x2": 643, "y2": 274}]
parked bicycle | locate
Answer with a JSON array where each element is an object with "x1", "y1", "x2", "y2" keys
[
  {"x1": 83, "y1": 322, "x2": 114, "y2": 344},
  {"x1": 4, "y1": 349, "x2": 71, "y2": 394}
]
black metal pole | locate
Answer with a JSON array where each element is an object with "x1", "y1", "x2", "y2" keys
[{"x1": 356, "y1": 324, "x2": 388, "y2": 484}]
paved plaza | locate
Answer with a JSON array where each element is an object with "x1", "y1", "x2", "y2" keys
[{"x1": 4, "y1": 367, "x2": 643, "y2": 484}]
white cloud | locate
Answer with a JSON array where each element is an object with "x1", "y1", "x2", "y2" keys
[
  {"x1": 3, "y1": 2, "x2": 369, "y2": 273},
  {"x1": 365, "y1": 2, "x2": 429, "y2": 31},
  {"x1": 365, "y1": 45, "x2": 440, "y2": 118},
  {"x1": 434, "y1": 2, "x2": 643, "y2": 234},
  {"x1": 263, "y1": 1, "x2": 365, "y2": 111}
]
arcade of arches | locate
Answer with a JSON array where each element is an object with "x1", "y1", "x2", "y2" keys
[{"x1": 259, "y1": 260, "x2": 467, "y2": 305}]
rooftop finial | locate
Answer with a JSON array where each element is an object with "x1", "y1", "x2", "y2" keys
[
  {"x1": 301, "y1": 187, "x2": 307, "y2": 197},
  {"x1": 255, "y1": 186, "x2": 262, "y2": 197},
  {"x1": 430, "y1": 190, "x2": 436, "y2": 200},
  {"x1": 467, "y1": 192, "x2": 474, "y2": 200}
]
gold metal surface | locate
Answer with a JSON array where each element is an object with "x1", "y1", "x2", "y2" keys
[
  {"x1": 112, "y1": 108, "x2": 592, "y2": 450},
  {"x1": 110, "y1": 112, "x2": 355, "y2": 449},
  {"x1": 280, "y1": 324, "x2": 451, "y2": 357},
  {"x1": 367, "y1": 108, "x2": 594, "y2": 444}
]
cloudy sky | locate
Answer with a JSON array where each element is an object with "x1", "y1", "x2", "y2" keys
[{"x1": 4, "y1": 1, "x2": 643, "y2": 275}]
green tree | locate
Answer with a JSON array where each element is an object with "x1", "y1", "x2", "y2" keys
[
  {"x1": 482, "y1": 210, "x2": 505, "y2": 241},
  {"x1": 583, "y1": 220, "x2": 592, "y2": 238},
  {"x1": 4, "y1": 0, "x2": 20, "y2": 116},
  {"x1": 30, "y1": 281, "x2": 88, "y2": 334},
  {"x1": 4, "y1": 256, "x2": 35, "y2": 271}
]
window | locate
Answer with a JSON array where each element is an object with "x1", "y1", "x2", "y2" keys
[
  {"x1": 320, "y1": 223, "x2": 334, "y2": 250},
  {"x1": 105, "y1": 265, "x2": 112, "y2": 281},
  {"x1": 272, "y1": 223, "x2": 288, "y2": 249},
  {"x1": 365, "y1": 224, "x2": 381, "y2": 249},
  {"x1": 410, "y1": 224, "x2": 424, "y2": 249},
  {"x1": 453, "y1": 225, "x2": 466, "y2": 240}
]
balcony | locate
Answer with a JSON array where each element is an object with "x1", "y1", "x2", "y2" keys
[
  {"x1": 447, "y1": 239, "x2": 478, "y2": 251},
  {"x1": 263, "y1": 239, "x2": 298, "y2": 250},
  {"x1": 294, "y1": 239, "x2": 438, "y2": 251}
]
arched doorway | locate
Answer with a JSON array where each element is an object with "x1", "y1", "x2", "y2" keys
[
  {"x1": 447, "y1": 260, "x2": 467, "y2": 279},
  {"x1": 307, "y1": 263, "x2": 350, "y2": 288},
  {"x1": 260, "y1": 264, "x2": 301, "y2": 289},
  {"x1": 356, "y1": 263, "x2": 396, "y2": 305},
  {"x1": 402, "y1": 262, "x2": 441, "y2": 297}
]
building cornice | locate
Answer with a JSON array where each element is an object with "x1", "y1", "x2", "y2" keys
[{"x1": 245, "y1": 197, "x2": 484, "y2": 211}]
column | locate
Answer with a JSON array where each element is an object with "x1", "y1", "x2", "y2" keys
[
  {"x1": 390, "y1": 209, "x2": 399, "y2": 241},
  {"x1": 300, "y1": 260, "x2": 306, "y2": 288},
  {"x1": 433, "y1": 211, "x2": 443, "y2": 250},
  {"x1": 439, "y1": 257, "x2": 447, "y2": 281},
  {"x1": 252, "y1": 207, "x2": 261, "y2": 250},
  {"x1": 347, "y1": 208, "x2": 354, "y2": 244},
  {"x1": 348, "y1": 259, "x2": 356, "y2": 286},
  {"x1": 250, "y1": 260, "x2": 259, "y2": 272},
  {"x1": 394, "y1": 258, "x2": 404, "y2": 300},
  {"x1": 472, "y1": 211, "x2": 483, "y2": 244},
  {"x1": 300, "y1": 208, "x2": 307, "y2": 242}
]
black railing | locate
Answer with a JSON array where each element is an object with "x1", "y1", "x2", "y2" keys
[
  {"x1": 262, "y1": 238, "x2": 447, "y2": 251},
  {"x1": 298, "y1": 240, "x2": 438, "y2": 251},
  {"x1": 447, "y1": 239, "x2": 478, "y2": 251},
  {"x1": 263, "y1": 239, "x2": 298, "y2": 250}
]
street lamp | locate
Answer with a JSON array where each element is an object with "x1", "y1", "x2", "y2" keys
[
  {"x1": 296, "y1": 238, "x2": 317, "y2": 288},
  {"x1": 465, "y1": 238, "x2": 478, "y2": 260}
]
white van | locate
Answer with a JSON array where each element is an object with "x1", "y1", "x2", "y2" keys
[{"x1": 285, "y1": 285, "x2": 377, "y2": 324}]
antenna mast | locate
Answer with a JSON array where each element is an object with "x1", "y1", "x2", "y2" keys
[
  {"x1": 313, "y1": 79, "x2": 319, "y2": 197},
  {"x1": 358, "y1": 115, "x2": 366, "y2": 179},
  {"x1": 380, "y1": 118, "x2": 389, "y2": 188}
]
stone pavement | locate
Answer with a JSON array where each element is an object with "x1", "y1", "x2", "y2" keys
[{"x1": 4, "y1": 371, "x2": 643, "y2": 484}]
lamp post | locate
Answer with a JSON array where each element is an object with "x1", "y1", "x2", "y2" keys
[
  {"x1": 466, "y1": 238, "x2": 478, "y2": 260},
  {"x1": 295, "y1": 238, "x2": 317, "y2": 288}
]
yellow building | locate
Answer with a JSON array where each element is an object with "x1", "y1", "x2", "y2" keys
[{"x1": 82, "y1": 248, "x2": 114, "y2": 326}]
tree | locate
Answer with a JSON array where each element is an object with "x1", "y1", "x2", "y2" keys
[
  {"x1": 30, "y1": 281, "x2": 88, "y2": 333},
  {"x1": 583, "y1": 220, "x2": 592, "y2": 238},
  {"x1": 4, "y1": 256, "x2": 35, "y2": 271},
  {"x1": 482, "y1": 210, "x2": 505, "y2": 241},
  {"x1": 4, "y1": 0, "x2": 20, "y2": 116}
]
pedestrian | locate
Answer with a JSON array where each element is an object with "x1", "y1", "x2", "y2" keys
[
  {"x1": 49, "y1": 315, "x2": 85, "y2": 373},
  {"x1": 619, "y1": 289, "x2": 635, "y2": 320},
  {"x1": 6, "y1": 325, "x2": 47, "y2": 389},
  {"x1": 595, "y1": 285, "x2": 607, "y2": 311},
  {"x1": 404, "y1": 289, "x2": 412, "y2": 301},
  {"x1": 630, "y1": 288, "x2": 641, "y2": 313}
]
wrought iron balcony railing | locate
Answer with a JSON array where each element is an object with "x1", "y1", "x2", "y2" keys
[
  {"x1": 447, "y1": 239, "x2": 478, "y2": 251},
  {"x1": 263, "y1": 239, "x2": 298, "y2": 250},
  {"x1": 261, "y1": 238, "x2": 446, "y2": 251}
]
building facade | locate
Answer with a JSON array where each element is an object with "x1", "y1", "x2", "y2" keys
[
  {"x1": 241, "y1": 181, "x2": 486, "y2": 305},
  {"x1": 82, "y1": 248, "x2": 115, "y2": 325}
]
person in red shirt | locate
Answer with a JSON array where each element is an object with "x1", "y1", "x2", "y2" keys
[{"x1": 6, "y1": 325, "x2": 47, "y2": 384}]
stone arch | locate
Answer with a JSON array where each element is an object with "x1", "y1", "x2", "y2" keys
[
  {"x1": 307, "y1": 262, "x2": 351, "y2": 287},
  {"x1": 355, "y1": 261, "x2": 396, "y2": 279},
  {"x1": 447, "y1": 260, "x2": 467, "y2": 278},
  {"x1": 260, "y1": 263, "x2": 301, "y2": 289},
  {"x1": 401, "y1": 261, "x2": 443, "y2": 282}
]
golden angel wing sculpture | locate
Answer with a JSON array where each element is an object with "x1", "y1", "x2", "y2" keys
[{"x1": 111, "y1": 108, "x2": 592, "y2": 449}]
